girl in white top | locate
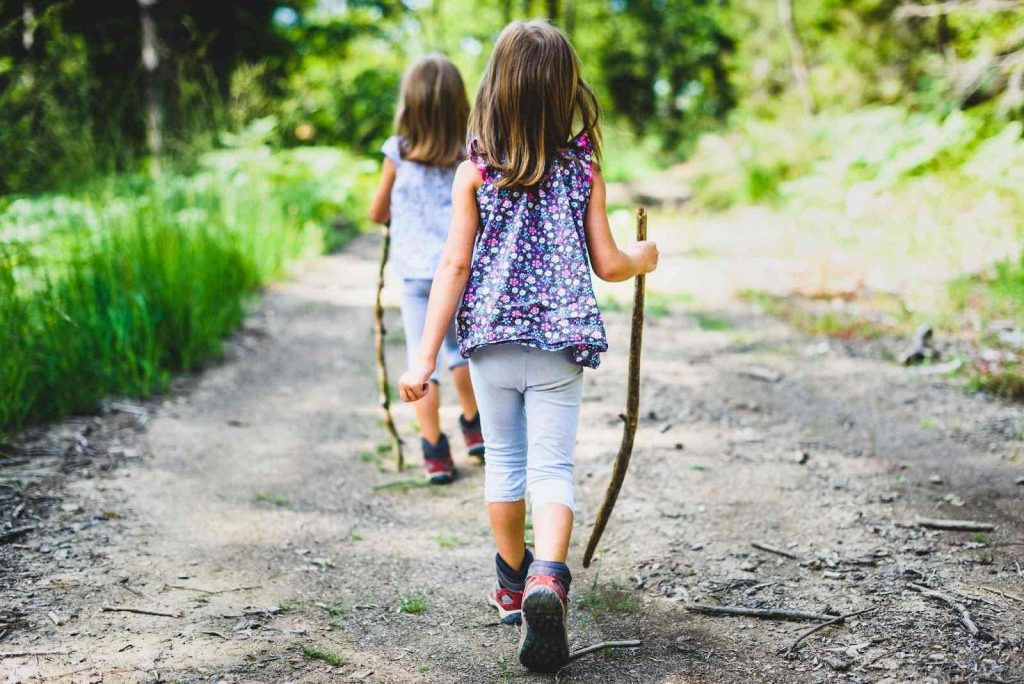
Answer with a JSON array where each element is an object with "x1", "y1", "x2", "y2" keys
[{"x1": 368, "y1": 54, "x2": 484, "y2": 484}]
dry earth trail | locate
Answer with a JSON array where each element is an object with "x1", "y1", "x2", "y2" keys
[{"x1": 2, "y1": 212, "x2": 1023, "y2": 683}]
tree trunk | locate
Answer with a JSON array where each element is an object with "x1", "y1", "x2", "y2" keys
[
  {"x1": 547, "y1": 0, "x2": 559, "y2": 22},
  {"x1": 138, "y1": 0, "x2": 163, "y2": 161},
  {"x1": 22, "y1": 2, "x2": 35, "y2": 52},
  {"x1": 522, "y1": 0, "x2": 532, "y2": 18},
  {"x1": 564, "y1": 0, "x2": 575, "y2": 37},
  {"x1": 502, "y1": 0, "x2": 513, "y2": 23},
  {"x1": 777, "y1": 0, "x2": 816, "y2": 116}
]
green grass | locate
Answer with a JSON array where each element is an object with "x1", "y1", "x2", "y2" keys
[
  {"x1": 693, "y1": 311, "x2": 733, "y2": 331},
  {"x1": 399, "y1": 593, "x2": 427, "y2": 614},
  {"x1": 255, "y1": 492, "x2": 288, "y2": 507},
  {"x1": 0, "y1": 147, "x2": 365, "y2": 439},
  {"x1": 373, "y1": 479, "x2": 430, "y2": 493},
  {"x1": 576, "y1": 564, "x2": 638, "y2": 617},
  {"x1": 301, "y1": 645, "x2": 345, "y2": 667},
  {"x1": 318, "y1": 600, "x2": 346, "y2": 616},
  {"x1": 434, "y1": 533, "x2": 464, "y2": 549}
]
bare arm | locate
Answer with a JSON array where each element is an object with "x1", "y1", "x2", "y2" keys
[
  {"x1": 398, "y1": 160, "x2": 482, "y2": 402},
  {"x1": 368, "y1": 158, "x2": 396, "y2": 225},
  {"x1": 585, "y1": 167, "x2": 658, "y2": 281}
]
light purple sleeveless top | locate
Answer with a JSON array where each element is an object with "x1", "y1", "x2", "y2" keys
[{"x1": 456, "y1": 134, "x2": 608, "y2": 368}]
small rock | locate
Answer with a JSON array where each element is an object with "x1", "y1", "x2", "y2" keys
[
  {"x1": 942, "y1": 493, "x2": 965, "y2": 508},
  {"x1": 1015, "y1": 477, "x2": 1024, "y2": 486},
  {"x1": 928, "y1": 474, "x2": 944, "y2": 485},
  {"x1": 793, "y1": 450, "x2": 810, "y2": 465},
  {"x1": 880, "y1": 492, "x2": 899, "y2": 503}
]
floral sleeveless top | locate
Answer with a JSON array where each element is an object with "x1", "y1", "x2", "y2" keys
[{"x1": 457, "y1": 134, "x2": 608, "y2": 368}]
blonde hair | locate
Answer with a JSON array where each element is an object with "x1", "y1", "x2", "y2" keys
[
  {"x1": 394, "y1": 54, "x2": 469, "y2": 166},
  {"x1": 469, "y1": 21, "x2": 601, "y2": 189}
]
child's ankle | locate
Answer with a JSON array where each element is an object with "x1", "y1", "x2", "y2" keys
[
  {"x1": 527, "y1": 559, "x2": 572, "y2": 592},
  {"x1": 496, "y1": 548, "x2": 533, "y2": 591}
]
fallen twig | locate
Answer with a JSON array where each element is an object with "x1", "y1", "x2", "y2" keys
[
  {"x1": 685, "y1": 604, "x2": 837, "y2": 622},
  {"x1": 0, "y1": 650, "x2": 69, "y2": 659},
  {"x1": 200, "y1": 630, "x2": 230, "y2": 640},
  {"x1": 102, "y1": 605, "x2": 180, "y2": 618},
  {"x1": 165, "y1": 583, "x2": 261, "y2": 595},
  {"x1": 583, "y1": 208, "x2": 647, "y2": 568},
  {"x1": 569, "y1": 639, "x2": 642, "y2": 661},
  {"x1": 781, "y1": 606, "x2": 878, "y2": 654},
  {"x1": 918, "y1": 517, "x2": 996, "y2": 532},
  {"x1": 908, "y1": 583, "x2": 983, "y2": 638},
  {"x1": 752, "y1": 542, "x2": 799, "y2": 559},
  {"x1": 0, "y1": 526, "x2": 36, "y2": 543},
  {"x1": 980, "y1": 586, "x2": 1024, "y2": 604}
]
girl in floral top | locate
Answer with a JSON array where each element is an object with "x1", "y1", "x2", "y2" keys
[
  {"x1": 369, "y1": 54, "x2": 484, "y2": 485},
  {"x1": 399, "y1": 22, "x2": 658, "y2": 672}
]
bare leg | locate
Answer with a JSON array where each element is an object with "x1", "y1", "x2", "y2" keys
[
  {"x1": 415, "y1": 382, "x2": 442, "y2": 445},
  {"x1": 451, "y1": 364, "x2": 479, "y2": 420},
  {"x1": 531, "y1": 502, "x2": 573, "y2": 563},
  {"x1": 488, "y1": 500, "x2": 526, "y2": 569}
]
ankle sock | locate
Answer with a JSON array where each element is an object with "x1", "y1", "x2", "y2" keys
[
  {"x1": 421, "y1": 433, "x2": 450, "y2": 460},
  {"x1": 528, "y1": 559, "x2": 572, "y2": 593},
  {"x1": 496, "y1": 548, "x2": 533, "y2": 591}
]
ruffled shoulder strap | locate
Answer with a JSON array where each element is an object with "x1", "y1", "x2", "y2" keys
[
  {"x1": 570, "y1": 133, "x2": 594, "y2": 184},
  {"x1": 467, "y1": 139, "x2": 497, "y2": 184}
]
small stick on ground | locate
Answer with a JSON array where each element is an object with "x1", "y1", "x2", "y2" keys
[
  {"x1": 0, "y1": 526, "x2": 36, "y2": 543},
  {"x1": 374, "y1": 225, "x2": 404, "y2": 470},
  {"x1": 908, "y1": 583, "x2": 982, "y2": 637},
  {"x1": 0, "y1": 650, "x2": 69, "y2": 659},
  {"x1": 980, "y1": 586, "x2": 1024, "y2": 604},
  {"x1": 781, "y1": 606, "x2": 878, "y2": 654},
  {"x1": 569, "y1": 639, "x2": 642, "y2": 661},
  {"x1": 917, "y1": 518, "x2": 996, "y2": 532},
  {"x1": 685, "y1": 604, "x2": 837, "y2": 622},
  {"x1": 583, "y1": 207, "x2": 647, "y2": 568},
  {"x1": 101, "y1": 605, "x2": 181, "y2": 618},
  {"x1": 752, "y1": 542, "x2": 800, "y2": 559}
]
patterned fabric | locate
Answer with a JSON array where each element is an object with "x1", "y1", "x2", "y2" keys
[
  {"x1": 457, "y1": 134, "x2": 607, "y2": 368},
  {"x1": 381, "y1": 135, "x2": 459, "y2": 280}
]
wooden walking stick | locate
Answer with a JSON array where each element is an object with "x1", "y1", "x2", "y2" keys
[
  {"x1": 374, "y1": 225, "x2": 404, "y2": 470},
  {"x1": 582, "y1": 207, "x2": 647, "y2": 568}
]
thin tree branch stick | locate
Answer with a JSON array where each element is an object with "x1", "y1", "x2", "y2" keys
[
  {"x1": 0, "y1": 525, "x2": 36, "y2": 543},
  {"x1": 583, "y1": 208, "x2": 647, "y2": 569},
  {"x1": 980, "y1": 586, "x2": 1024, "y2": 604},
  {"x1": 752, "y1": 542, "x2": 800, "y2": 559},
  {"x1": 374, "y1": 225, "x2": 404, "y2": 470},
  {"x1": 781, "y1": 606, "x2": 878, "y2": 654},
  {"x1": 101, "y1": 605, "x2": 180, "y2": 618},
  {"x1": 569, "y1": 639, "x2": 642, "y2": 661},
  {"x1": 0, "y1": 650, "x2": 68, "y2": 659},
  {"x1": 918, "y1": 517, "x2": 996, "y2": 532},
  {"x1": 908, "y1": 583, "x2": 981, "y2": 637},
  {"x1": 685, "y1": 604, "x2": 838, "y2": 622}
]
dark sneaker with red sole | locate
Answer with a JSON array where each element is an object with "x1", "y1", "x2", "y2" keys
[
  {"x1": 518, "y1": 575, "x2": 570, "y2": 672},
  {"x1": 487, "y1": 581, "x2": 523, "y2": 625},
  {"x1": 459, "y1": 413, "x2": 485, "y2": 464},
  {"x1": 422, "y1": 434, "x2": 456, "y2": 485}
]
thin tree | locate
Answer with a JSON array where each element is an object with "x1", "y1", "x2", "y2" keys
[
  {"x1": 778, "y1": 0, "x2": 816, "y2": 116},
  {"x1": 138, "y1": 0, "x2": 163, "y2": 163}
]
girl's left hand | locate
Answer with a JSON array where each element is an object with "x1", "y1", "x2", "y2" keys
[{"x1": 399, "y1": 361, "x2": 435, "y2": 402}]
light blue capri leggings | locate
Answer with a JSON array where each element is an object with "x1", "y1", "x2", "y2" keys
[
  {"x1": 468, "y1": 344, "x2": 584, "y2": 511},
  {"x1": 401, "y1": 279, "x2": 467, "y2": 382}
]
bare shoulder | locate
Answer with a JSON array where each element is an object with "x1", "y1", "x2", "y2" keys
[{"x1": 455, "y1": 159, "x2": 484, "y2": 189}]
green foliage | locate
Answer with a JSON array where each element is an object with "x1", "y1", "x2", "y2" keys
[
  {"x1": 399, "y1": 593, "x2": 428, "y2": 614},
  {"x1": 301, "y1": 645, "x2": 346, "y2": 666},
  {"x1": 0, "y1": 145, "x2": 363, "y2": 439},
  {"x1": 255, "y1": 492, "x2": 289, "y2": 507}
]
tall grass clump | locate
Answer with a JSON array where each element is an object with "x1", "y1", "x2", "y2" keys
[{"x1": 0, "y1": 146, "x2": 370, "y2": 438}]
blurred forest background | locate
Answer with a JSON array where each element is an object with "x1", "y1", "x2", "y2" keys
[{"x1": 2, "y1": 0, "x2": 1023, "y2": 437}]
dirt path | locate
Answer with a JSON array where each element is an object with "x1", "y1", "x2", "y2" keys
[{"x1": 2, "y1": 219, "x2": 1023, "y2": 683}]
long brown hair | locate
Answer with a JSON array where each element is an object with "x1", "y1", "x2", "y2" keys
[
  {"x1": 469, "y1": 21, "x2": 601, "y2": 189},
  {"x1": 394, "y1": 54, "x2": 469, "y2": 166}
]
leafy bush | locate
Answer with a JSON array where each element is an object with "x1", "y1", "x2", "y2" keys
[{"x1": 0, "y1": 146, "x2": 369, "y2": 438}]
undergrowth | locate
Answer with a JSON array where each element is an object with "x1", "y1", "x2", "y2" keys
[{"x1": 0, "y1": 146, "x2": 370, "y2": 439}]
